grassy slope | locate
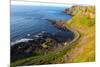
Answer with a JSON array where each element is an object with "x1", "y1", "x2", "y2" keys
[
  {"x1": 11, "y1": 6, "x2": 95, "y2": 66},
  {"x1": 62, "y1": 6, "x2": 95, "y2": 62},
  {"x1": 66, "y1": 16, "x2": 95, "y2": 62}
]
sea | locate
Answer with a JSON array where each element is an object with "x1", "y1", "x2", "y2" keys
[{"x1": 11, "y1": 5, "x2": 73, "y2": 43}]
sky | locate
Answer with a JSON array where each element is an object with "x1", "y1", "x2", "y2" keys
[
  {"x1": 11, "y1": 1, "x2": 73, "y2": 7},
  {"x1": 11, "y1": 0, "x2": 95, "y2": 7}
]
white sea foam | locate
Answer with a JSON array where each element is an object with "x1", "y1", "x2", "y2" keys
[{"x1": 11, "y1": 38, "x2": 33, "y2": 46}]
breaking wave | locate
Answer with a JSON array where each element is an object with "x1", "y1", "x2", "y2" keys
[{"x1": 11, "y1": 38, "x2": 33, "y2": 46}]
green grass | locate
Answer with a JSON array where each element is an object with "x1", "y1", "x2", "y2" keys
[{"x1": 63, "y1": 13, "x2": 95, "y2": 63}]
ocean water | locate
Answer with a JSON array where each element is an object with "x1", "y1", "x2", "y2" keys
[{"x1": 11, "y1": 5, "x2": 73, "y2": 42}]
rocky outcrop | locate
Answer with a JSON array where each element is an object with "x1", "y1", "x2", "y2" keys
[
  {"x1": 11, "y1": 31, "x2": 66, "y2": 62},
  {"x1": 47, "y1": 19, "x2": 67, "y2": 31}
]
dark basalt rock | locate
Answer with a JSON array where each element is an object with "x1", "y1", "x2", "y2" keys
[
  {"x1": 11, "y1": 21, "x2": 75, "y2": 62},
  {"x1": 46, "y1": 19, "x2": 68, "y2": 31},
  {"x1": 11, "y1": 31, "x2": 58, "y2": 62}
]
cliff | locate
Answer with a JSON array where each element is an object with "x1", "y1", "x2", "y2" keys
[
  {"x1": 64, "y1": 6, "x2": 95, "y2": 19},
  {"x1": 62, "y1": 6, "x2": 95, "y2": 62}
]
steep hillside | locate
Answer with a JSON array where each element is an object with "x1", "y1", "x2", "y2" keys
[{"x1": 62, "y1": 6, "x2": 95, "y2": 62}]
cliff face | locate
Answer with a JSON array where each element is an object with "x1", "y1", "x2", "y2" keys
[
  {"x1": 64, "y1": 6, "x2": 95, "y2": 19},
  {"x1": 65, "y1": 6, "x2": 95, "y2": 26}
]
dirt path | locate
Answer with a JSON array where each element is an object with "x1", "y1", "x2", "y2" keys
[{"x1": 63, "y1": 23, "x2": 95, "y2": 62}]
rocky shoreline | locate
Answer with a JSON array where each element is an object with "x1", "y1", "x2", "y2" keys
[{"x1": 11, "y1": 19, "x2": 75, "y2": 62}]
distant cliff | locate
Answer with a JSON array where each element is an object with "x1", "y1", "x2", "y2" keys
[{"x1": 64, "y1": 6, "x2": 95, "y2": 19}]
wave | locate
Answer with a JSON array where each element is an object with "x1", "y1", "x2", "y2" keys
[{"x1": 11, "y1": 38, "x2": 33, "y2": 46}]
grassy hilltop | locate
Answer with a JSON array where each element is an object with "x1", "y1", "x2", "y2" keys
[{"x1": 11, "y1": 6, "x2": 95, "y2": 66}]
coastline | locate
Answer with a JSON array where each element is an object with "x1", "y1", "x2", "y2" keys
[
  {"x1": 11, "y1": 11, "x2": 80, "y2": 67},
  {"x1": 11, "y1": 5, "x2": 95, "y2": 66},
  {"x1": 61, "y1": 6, "x2": 95, "y2": 62}
]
